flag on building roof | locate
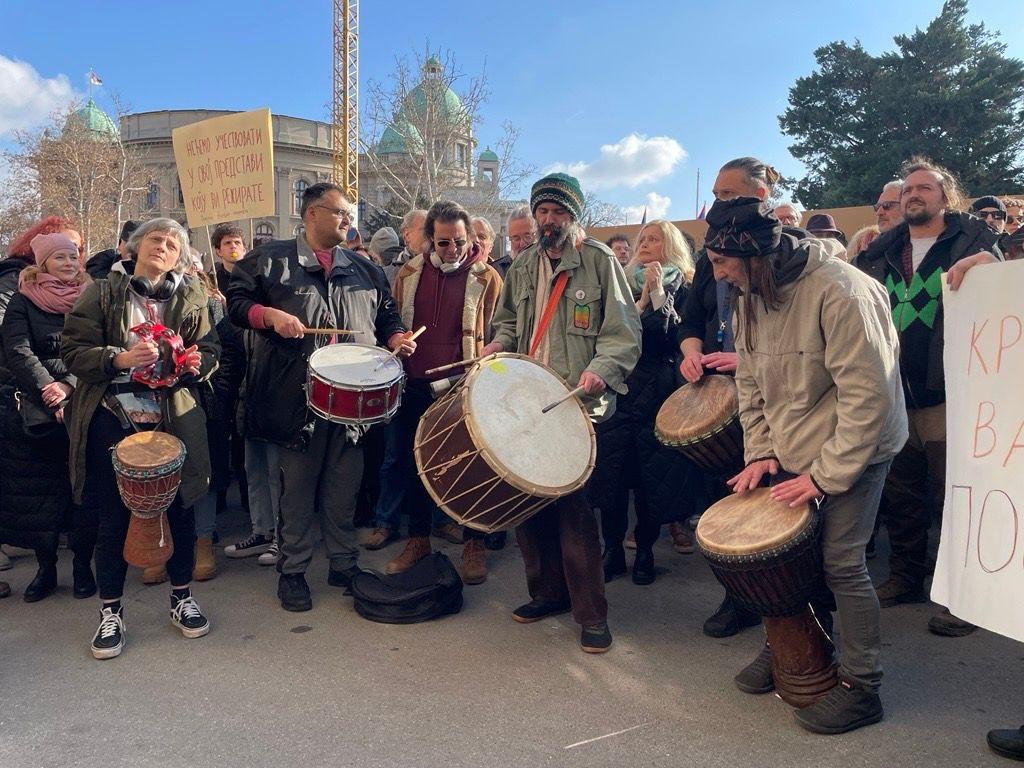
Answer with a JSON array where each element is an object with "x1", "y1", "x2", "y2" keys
[
  {"x1": 88, "y1": 71, "x2": 103, "y2": 86},
  {"x1": 640, "y1": 206, "x2": 647, "y2": 225},
  {"x1": 697, "y1": 202, "x2": 707, "y2": 220}
]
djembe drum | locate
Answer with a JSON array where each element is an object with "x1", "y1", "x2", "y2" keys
[
  {"x1": 655, "y1": 375, "x2": 744, "y2": 478},
  {"x1": 414, "y1": 354, "x2": 596, "y2": 533},
  {"x1": 696, "y1": 488, "x2": 838, "y2": 708},
  {"x1": 113, "y1": 431, "x2": 186, "y2": 568}
]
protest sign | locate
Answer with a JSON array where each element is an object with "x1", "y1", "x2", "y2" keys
[
  {"x1": 932, "y1": 259, "x2": 1024, "y2": 642},
  {"x1": 172, "y1": 108, "x2": 275, "y2": 228}
]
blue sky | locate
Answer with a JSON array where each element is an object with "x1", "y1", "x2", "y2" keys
[{"x1": 1, "y1": 0, "x2": 1020, "y2": 222}]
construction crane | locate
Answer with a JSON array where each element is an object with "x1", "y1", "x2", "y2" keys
[{"x1": 332, "y1": 0, "x2": 358, "y2": 201}]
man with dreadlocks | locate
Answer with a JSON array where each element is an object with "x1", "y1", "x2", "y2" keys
[
  {"x1": 706, "y1": 196, "x2": 907, "y2": 734},
  {"x1": 482, "y1": 172, "x2": 640, "y2": 654}
]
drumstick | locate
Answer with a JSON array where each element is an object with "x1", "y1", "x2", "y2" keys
[
  {"x1": 303, "y1": 328, "x2": 356, "y2": 336},
  {"x1": 424, "y1": 356, "x2": 485, "y2": 376},
  {"x1": 374, "y1": 325, "x2": 426, "y2": 370},
  {"x1": 541, "y1": 386, "x2": 587, "y2": 414}
]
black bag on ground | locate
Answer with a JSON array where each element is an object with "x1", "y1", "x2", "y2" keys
[{"x1": 350, "y1": 553, "x2": 463, "y2": 624}]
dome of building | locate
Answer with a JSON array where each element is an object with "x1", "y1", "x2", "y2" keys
[
  {"x1": 377, "y1": 116, "x2": 422, "y2": 155},
  {"x1": 405, "y1": 58, "x2": 466, "y2": 124},
  {"x1": 64, "y1": 98, "x2": 118, "y2": 140},
  {"x1": 479, "y1": 148, "x2": 499, "y2": 162}
]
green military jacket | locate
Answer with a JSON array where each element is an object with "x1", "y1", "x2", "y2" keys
[
  {"x1": 61, "y1": 272, "x2": 220, "y2": 508},
  {"x1": 491, "y1": 237, "x2": 641, "y2": 421}
]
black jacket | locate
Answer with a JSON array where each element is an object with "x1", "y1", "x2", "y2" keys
[
  {"x1": 227, "y1": 236, "x2": 405, "y2": 449},
  {"x1": 489, "y1": 254, "x2": 513, "y2": 279},
  {"x1": 854, "y1": 212, "x2": 1001, "y2": 408},
  {"x1": 0, "y1": 256, "x2": 31, "y2": 382},
  {"x1": 0, "y1": 290, "x2": 74, "y2": 550},
  {"x1": 85, "y1": 248, "x2": 121, "y2": 280}
]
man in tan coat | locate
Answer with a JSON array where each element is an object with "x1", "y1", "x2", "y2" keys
[
  {"x1": 705, "y1": 197, "x2": 907, "y2": 735},
  {"x1": 383, "y1": 200, "x2": 503, "y2": 583}
]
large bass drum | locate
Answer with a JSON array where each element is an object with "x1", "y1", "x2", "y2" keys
[{"x1": 414, "y1": 354, "x2": 596, "y2": 533}]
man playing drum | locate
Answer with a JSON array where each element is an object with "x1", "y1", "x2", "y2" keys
[
  {"x1": 386, "y1": 200, "x2": 503, "y2": 584},
  {"x1": 705, "y1": 196, "x2": 907, "y2": 734},
  {"x1": 482, "y1": 172, "x2": 640, "y2": 653},
  {"x1": 227, "y1": 182, "x2": 414, "y2": 613}
]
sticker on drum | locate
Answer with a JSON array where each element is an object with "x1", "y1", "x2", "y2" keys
[
  {"x1": 309, "y1": 344, "x2": 403, "y2": 385},
  {"x1": 467, "y1": 357, "x2": 593, "y2": 494}
]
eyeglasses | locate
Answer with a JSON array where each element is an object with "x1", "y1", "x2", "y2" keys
[
  {"x1": 314, "y1": 205, "x2": 352, "y2": 221},
  {"x1": 1008, "y1": 215, "x2": 1023, "y2": 225},
  {"x1": 977, "y1": 210, "x2": 1007, "y2": 221},
  {"x1": 434, "y1": 238, "x2": 468, "y2": 250},
  {"x1": 873, "y1": 201, "x2": 900, "y2": 212}
]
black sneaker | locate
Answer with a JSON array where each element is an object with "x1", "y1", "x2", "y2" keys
[
  {"x1": 512, "y1": 599, "x2": 572, "y2": 624},
  {"x1": 224, "y1": 532, "x2": 273, "y2": 559},
  {"x1": 987, "y1": 725, "x2": 1024, "y2": 761},
  {"x1": 91, "y1": 606, "x2": 125, "y2": 660},
  {"x1": 278, "y1": 573, "x2": 312, "y2": 612},
  {"x1": 794, "y1": 679, "x2": 883, "y2": 735},
  {"x1": 580, "y1": 622, "x2": 613, "y2": 653},
  {"x1": 734, "y1": 644, "x2": 774, "y2": 694},
  {"x1": 327, "y1": 565, "x2": 362, "y2": 590},
  {"x1": 703, "y1": 596, "x2": 762, "y2": 638},
  {"x1": 170, "y1": 594, "x2": 211, "y2": 638}
]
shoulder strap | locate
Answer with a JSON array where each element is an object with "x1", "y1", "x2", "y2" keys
[
  {"x1": 99, "y1": 279, "x2": 112, "y2": 317},
  {"x1": 528, "y1": 270, "x2": 570, "y2": 357}
]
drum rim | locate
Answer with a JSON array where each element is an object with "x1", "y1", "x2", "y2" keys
[
  {"x1": 112, "y1": 432, "x2": 186, "y2": 474},
  {"x1": 463, "y1": 353, "x2": 596, "y2": 497},
  {"x1": 307, "y1": 342, "x2": 404, "y2": 387},
  {"x1": 654, "y1": 374, "x2": 739, "y2": 442},
  {"x1": 695, "y1": 488, "x2": 815, "y2": 555}
]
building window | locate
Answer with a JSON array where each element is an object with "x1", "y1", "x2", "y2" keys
[
  {"x1": 482, "y1": 169, "x2": 494, "y2": 184},
  {"x1": 254, "y1": 221, "x2": 275, "y2": 247},
  {"x1": 146, "y1": 182, "x2": 159, "y2": 210},
  {"x1": 177, "y1": 184, "x2": 185, "y2": 209},
  {"x1": 456, "y1": 143, "x2": 466, "y2": 165},
  {"x1": 293, "y1": 224, "x2": 304, "y2": 238},
  {"x1": 294, "y1": 179, "x2": 309, "y2": 215}
]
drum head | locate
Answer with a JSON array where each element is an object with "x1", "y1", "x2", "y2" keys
[
  {"x1": 696, "y1": 488, "x2": 812, "y2": 555},
  {"x1": 309, "y1": 343, "x2": 402, "y2": 386},
  {"x1": 656, "y1": 375, "x2": 738, "y2": 441},
  {"x1": 114, "y1": 431, "x2": 184, "y2": 470},
  {"x1": 466, "y1": 355, "x2": 594, "y2": 494}
]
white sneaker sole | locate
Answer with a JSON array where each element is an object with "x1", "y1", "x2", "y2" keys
[
  {"x1": 225, "y1": 545, "x2": 271, "y2": 559},
  {"x1": 172, "y1": 618, "x2": 211, "y2": 639},
  {"x1": 91, "y1": 640, "x2": 123, "y2": 660}
]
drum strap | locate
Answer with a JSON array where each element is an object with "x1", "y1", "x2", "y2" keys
[{"x1": 528, "y1": 271, "x2": 570, "y2": 358}]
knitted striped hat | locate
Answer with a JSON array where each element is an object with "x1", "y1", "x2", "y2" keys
[{"x1": 530, "y1": 173, "x2": 584, "y2": 221}]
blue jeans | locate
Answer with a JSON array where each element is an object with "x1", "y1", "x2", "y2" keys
[
  {"x1": 194, "y1": 493, "x2": 217, "y2": 538},
  {"x1": 244, "y1": 439, "x2": 280, "y2": 536},
  {"x1": 373, "y1": 418, "x2": 412, "y2": 530}
]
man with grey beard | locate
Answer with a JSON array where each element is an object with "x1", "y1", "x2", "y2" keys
[{"x1": 482, "y1": 172, "x2": 640, "y2": 654}]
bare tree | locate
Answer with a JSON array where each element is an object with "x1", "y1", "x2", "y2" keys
[
  {"x1": 2, "y1": 98, "x2": 149, "y2": 256},
  {"x1": 361, "y1": 48, "x2": 531, "y2": 220},
  {"x1": 580, "y1": 191, "x2": 626, "y2": 229}
]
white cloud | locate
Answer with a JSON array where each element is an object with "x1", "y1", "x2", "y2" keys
[
  {"x1": 547, "y1": 134, "x2": 686, "y2": 190},
  {"x1": 623, "y1": 192, "x2": 671, "y2": 223},
  {"x1": 0, "y1": 55, "x2": 79, "y2": 137}
]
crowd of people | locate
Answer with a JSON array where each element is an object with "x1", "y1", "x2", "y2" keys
[{"x1": 0, "y1": 155, "x2": 1021, "y2": 756}]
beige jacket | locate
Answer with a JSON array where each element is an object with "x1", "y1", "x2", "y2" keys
[{"x1": 735, "y1": 236, "x2": 908, "y2": 495}]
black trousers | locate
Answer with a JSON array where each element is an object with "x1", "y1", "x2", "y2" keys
[{"x1": 81, "y1": 409, "x2": 195, "y2": 600}]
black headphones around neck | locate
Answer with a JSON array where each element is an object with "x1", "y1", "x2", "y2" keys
[{"x1": 130, "y1": 274, "x2": 177, "y2": 301}]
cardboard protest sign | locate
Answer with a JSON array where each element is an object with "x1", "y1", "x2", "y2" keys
[
  {"x1": 172, "y1": 108, "x2": 275, "y2": 228},
  {"x1": 932, "y1": 259, "x2": 1024, "y2": 642}
]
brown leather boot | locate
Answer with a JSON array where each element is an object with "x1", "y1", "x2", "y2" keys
[
  {"x1": 142, "y1": 565, "x2": 167, "y2": 585},
  {"x1": 385, "y1": 536, "x2": 431, "y2": 574},
  {"x1": 193, "y1": 536, "x2": 217, "y2": 581},
  {"x1": 460, "y1": 538, "x2": 487, "y2": 585},
  {"x1": 669, "y1": 522, "x2": 695, "y2": 554}
]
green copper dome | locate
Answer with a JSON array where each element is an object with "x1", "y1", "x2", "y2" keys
[
  {"x1": 377, "y1": 117, "x2": 422, "y2": 155},
  {"x1": 65, "y1": 98, "x2": 118, "y2": 140},
  {"x1": 479, "y1": 148, "x2": 499, "y2": 162}
]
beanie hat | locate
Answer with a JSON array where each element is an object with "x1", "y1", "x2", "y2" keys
[
  {"x1": 703, "y1": 197, "x2": 782, "y2": 258},
  {"x1": 970, "y1": 195, "x2": 1006, "y2": 213},
  {"x1": 530, "y1": 172, "x2": 584, "y2": 221},
  {"x1": 29, "y1": 233, "x2": 79, "y2": 267},
  {"x1": 369, "y1": 226, "x2": 400, "y2": 255}
]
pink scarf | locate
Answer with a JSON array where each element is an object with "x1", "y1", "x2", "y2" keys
[{"x1": 18, "y1": 270, "x2": 87, "y2": 315}]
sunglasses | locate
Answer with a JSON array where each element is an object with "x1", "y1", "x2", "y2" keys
[
  {"x1": 977, "y1": 210, "x2": 1007, "y2": 221},
  {"x1": 434, "y1": 238, "x2": 468, "y2": 250},
  {"x1": 873, "y1": 201, "x2": 900, "y2": 212},
  {"x1": 1008, "y1": 215, "x2": 1023, "y2": 225}
]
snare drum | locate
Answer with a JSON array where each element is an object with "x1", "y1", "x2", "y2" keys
[
  {"x1": 113, "y1": 431, "x2": 186, "y2": 568},
  {"x1": 697, "y1": 488, "x2": 838, "y2": 708},
  {"x1": 655, "y1": 375, "x2": 744, "y2": 477},
  {"x1": 307, "y1": 343, "x2": 405, "y2": 426},
  {"x1": 414, "y1": 354, "x2": 596, "y2": 533}
]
